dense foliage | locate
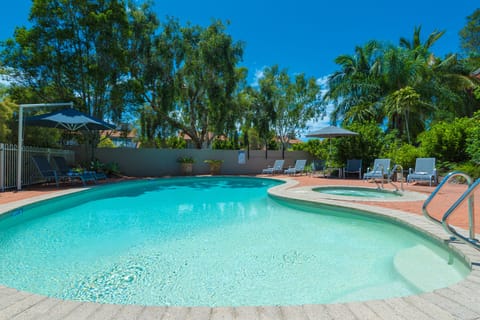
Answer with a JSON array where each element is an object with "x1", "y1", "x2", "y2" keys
[{"x1": 0, "y1": 2, "x2": 479, "y2": 177}]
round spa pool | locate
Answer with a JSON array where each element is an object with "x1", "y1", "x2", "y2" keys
[
  {"x1": 0, "y1": 177, "x2": 469, "y2": 306},
  {"x1": 313, "y1": 186, "x2": 403, "y2": 199}
]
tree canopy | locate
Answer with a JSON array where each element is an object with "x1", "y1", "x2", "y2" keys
[{"x1": 0, "y1": 1, "x2": 478, "y2": 165}]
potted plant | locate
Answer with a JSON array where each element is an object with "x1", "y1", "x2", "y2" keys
[
  {"x1": 204, "y1": 159, "x2": 223, "y2": 175},
  {"x1": 177, "y1": 156, "x2": 195, "y2": 175}
]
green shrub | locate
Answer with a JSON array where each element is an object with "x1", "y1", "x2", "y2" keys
[
  {"x1": 454, "y1": 161, "x2": 480, "y2": 179},
  {"x1": 89, "y1": 159, "x2": 121, "y2": 176},
  {"x1": 292, "y1": 139, "x2": 329, "y2": 159},
  {"x1": 334, "y1": 122, "x2": 384, "y2": 169},
  {"x1": 383, "y1": 143, "x2": 424, "y2": 170},
  {"x1": 97, "y1": 137, "x2": 115, "y2": 148},
  {"x1": 466, "y1": 111, "x2": 480, "y2": 164},
  {"x1": 417, "y1": 118, "x2": 471, "y2": 163},
  {"x1": 165, "y1": 136, "x2": 187, "y2": 149}
]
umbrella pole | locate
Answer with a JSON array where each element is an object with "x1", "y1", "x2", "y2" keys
[
  {"x1": 328, "y1": 138, "x2": 332, "y2": 166},
  {"x1": 16, "y1": 102, "x2": 73, "y2": 190}
]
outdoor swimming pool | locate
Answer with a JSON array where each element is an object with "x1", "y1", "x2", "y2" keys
[{"x1": 0, "y1": 177, "x2": 469, "y2": 307}]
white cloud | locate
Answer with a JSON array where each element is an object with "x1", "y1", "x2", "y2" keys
[{"x1": 250, "y1": 68, "x2": 265, "y2": 87}]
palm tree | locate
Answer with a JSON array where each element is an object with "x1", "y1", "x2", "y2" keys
[
  {"x1": 399, "y1": 26, "x2": 445, "y2": 58},
  {"x1": 383, "y1": 86, "x2": 434, "y2": 144},
  {"x1": 425, "y1": 54, "x2": 480, "y2": 120},
  {"x1": 324, "y1": 40, "x2": 383, "y2": 124}
]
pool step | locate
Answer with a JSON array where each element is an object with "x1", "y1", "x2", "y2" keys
[{"x1": 393, "y1": 245, "x2": 464, "y2": 292}]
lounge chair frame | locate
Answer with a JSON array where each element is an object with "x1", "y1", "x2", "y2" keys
[
  {"x1": 284, "y1": 160, "x2": 307, "y2": 175},
  {"x1": 407, "y1": 157, "x2": 438, "y2": 186},
  {"x1": 262, "y1": 160, "x2": 285, "y2": 175},
  {"x1": 343, "y1": 159, "x2": 362, "y2": 179},
  {"x1": 310, "y1": 159, "x2": 326, "y2": 177},
  {"x1": 32, "y1": 155, "x2": 93, "y2": 187},
  {"x1": 364, "y1": 158, "x2": 391, "y2": 181}
]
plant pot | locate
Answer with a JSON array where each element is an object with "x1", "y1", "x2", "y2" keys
[
  {"x1": 180, "y1": 163, "x2": 193, "y2": 175},
  {"x1": 207, "y1": 163, "x2": 221, "y2": 175}
]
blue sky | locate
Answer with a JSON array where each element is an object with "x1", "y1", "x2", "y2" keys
[
  {"x1": 1, "y1": 1, "x2": 477, "y2": 80},
  {"x1": 0, "y1": 1, "x2": 477, "y2": 131}
]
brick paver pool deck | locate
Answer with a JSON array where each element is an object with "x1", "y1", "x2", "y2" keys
[{"x1": 0, "y1": 175, "x2": 479, "y2": 319}]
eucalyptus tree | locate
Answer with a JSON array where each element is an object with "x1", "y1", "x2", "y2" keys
[
  {"x1": 127, "y1": 5, "x2": 179, "y2": 146},
  {"x1": 0, "y1": 96, "x2": 15, "y2": 142},
  {"x1": 175, "y1": 21, "x2": 244, "y2": 148},
  {"x1": 459, "y1": 9, "x2": 480, "y2": 58},
  {"x1": 0, "y1": 0, "x2": 135, "y2": 154},
  {"x1": 253, "y1": 65, "x2": 323, "y2": 156},
  {"x1": 129, "y1": 15, "x2": 244, "y2": 149},
  {"x1": 1, "y1": 0, "x2": 131, "y2": 120}
]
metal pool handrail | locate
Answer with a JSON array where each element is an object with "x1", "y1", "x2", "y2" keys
[
  {"x1": 442, "y1": 178, "x2": 479, "y2": 248},
  {"x1": 370, "y1": 164, "x2": 385, "y2": 189},
  {"x1": 388, "y1": 164, "x2": 404, "y2": 192},
  {"x1": 423, "y1": 171, "x2": 479, "y2": 249}
]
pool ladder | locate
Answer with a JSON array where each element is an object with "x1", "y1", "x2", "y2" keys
[
  {"x1": 389, "y1": 164, "x2": 404, "y2": 192},
  {"x1": 369, "y1": 164, "x2": 404, "y2": 192},
  {"x1": 423, "y1": 171, "x2": 480, "y2": 249}
]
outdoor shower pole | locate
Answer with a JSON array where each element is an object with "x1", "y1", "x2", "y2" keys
[{"x1": 16, "y1": 102, "x2": 73, "y2": 190}]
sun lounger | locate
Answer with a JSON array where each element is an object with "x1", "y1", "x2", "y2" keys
[
  {"x1": 407, "y1": 157, "x2": 437, "y2": 186},
  {"x1": 32, "y1": 155, "x2": 93, "y2": 187},
  {"x1": 364, "y1": 158, "x2": 391, "y2": 181},
  {"x1": 53, "y1": 156, "x2": 105, "y2": 181},
  {"x1": 262, "y1": 160, "x2": 285, "y2": 174},
  {"x1": 284, "y1": 160, "x2": 307, "y2": 175}
]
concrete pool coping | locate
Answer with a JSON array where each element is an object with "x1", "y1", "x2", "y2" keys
[
  {"x1": 0, "y1": 178, "x2": 480, "y2": 319},
  {"x1": 288, "y1": 184, "x2": 428, "y2": 202}
]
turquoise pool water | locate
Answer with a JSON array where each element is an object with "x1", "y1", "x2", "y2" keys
[
  {"x1": 0, "y1": 177, "x2": 469, "y2": 306},
  {"x1": 314, "y1": 186, "x2": 403, "y2": 198}
]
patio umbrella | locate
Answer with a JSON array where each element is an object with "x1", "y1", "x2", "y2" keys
[
  {"x1": 306, "y1": 126, "x2": 358, "y2": 158},
  {"x1": 25, "y1": 108, "x2": 115, "y2": 131}
]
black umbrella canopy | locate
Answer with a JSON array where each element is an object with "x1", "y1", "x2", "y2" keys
[
  {"x1": 306, "y1": 126, "x2": 358, "y2": 138},
  {"x1": 26, "y1": 108, "x2": 115, "y2": 131}
]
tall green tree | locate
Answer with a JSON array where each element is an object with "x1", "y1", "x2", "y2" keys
[
  {"x1": 127, "y1": 5, "x2": 179, "y2": 146},
  {"x1": 253, "y1": 65, "x2": 323, "y2": 155},
  {"x1": 323, "y1": 26, "x2": 467, "y2": 144},
  {"x1": 0, "y1": 96, "x2": 15, "y2": 142},
  {"x1": 1, "y1": 0, "x2": 131, "y2": 120},
  {"x1": 130, "y1": 18, "x2": 244, "y2": 148},
  {"x1": 383, "y1": 86, "x2": 433, "y2": 144},
  {"x1": 459, "y1": 9, "x2": 480, "y2": 58},
  {"x1": 325, "y1": 40, "x2": 383, "y2": 125},
  {"x1": 399, "y1": 26, "x2": 445, "y2": 56}
]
